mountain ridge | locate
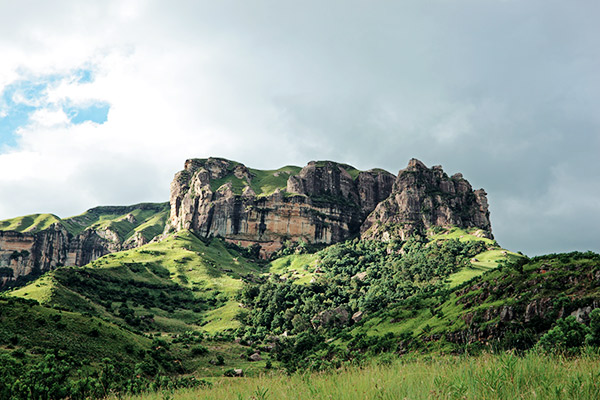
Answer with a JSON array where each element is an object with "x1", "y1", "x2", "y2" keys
[
  {"x1": 0, "y1": 203, "x2": 169, "y2": 288},
  {"x1": 168, "y1": 157, "x2": 491, "y2": 257},
  {"x1": 0, "y1": 157, "x2": 492, "y2": 287}
]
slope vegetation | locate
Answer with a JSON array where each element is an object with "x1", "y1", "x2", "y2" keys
[
  {"x1": 0, "y1": 203, "x2": 169, "y2": 243},
  {"x1": 0, "y1": 213, "x2": 62, "y2": 233},
  {"x1": 11, "y1": 230, "x2": 263, "y2": 333}
]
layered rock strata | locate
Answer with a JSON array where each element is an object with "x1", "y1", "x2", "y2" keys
[
  {"x1": 168, "y1": 158, "x2": 396, "y2": 256},
  {"x1": 0, "y1": 204, "x2": 168, "y2": 287},
  {"x1": 1, "y1": 157, "x2": 493, "y2": 284},
  {"x1": 361, "y1": 158, "x2": 492, "y2": 240}
]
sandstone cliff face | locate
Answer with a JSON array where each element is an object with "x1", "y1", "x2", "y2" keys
[
  {"x1": 361, "y1": 159, "x2": 492, "y2": 240},
  {"x1": 0, "y1": 203, "x2": 168, "y2": 288},
  {"x1": 2, "y1": 157, "x2": 494, "y2": 284},
  {"x1": 0, "y1": 225, "x2": 69, "y2": 286},
  {"x1": 0, "y1": 224, "x2": 124, "y2": 287},
  {"x1": 168, "y1": 158, "x2": 396, "y2": 256}
]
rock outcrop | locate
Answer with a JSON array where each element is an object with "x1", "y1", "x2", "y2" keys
[
  {"x1": 0, "y1": 225, "x2": 67, "y2": 283},
  {"x1": 361, "y1": 158, "x2": 492, "y2": 240},
  {"x1": 168, "y1": 158, "x2": 396, "y2": 256},
  {"x1": 2, "y1": 157, "x2": 494, "y2": 285},
  {"x1": 0, "y1": 224, "x2": 124, "y2": 287},
  {"x1": 0, "y1": 203, "x2": 168, "y2": 288}
]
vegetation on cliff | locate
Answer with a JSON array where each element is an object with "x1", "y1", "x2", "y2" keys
[{"x1": 0, "y1": 203, "x2": 169, "y2": 240}]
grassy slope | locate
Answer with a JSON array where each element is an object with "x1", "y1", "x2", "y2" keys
[
  {"x1": 61, "y1": 203, "x2": 170, "y2": 241},
  {"x1": 0, "y1": 297, "x2": 149, "y2": 365},
  {"x1": 207, "y1": 161, "x2": 386, "y2": 197},
  {"x1": 268, "y1": 228, "x2": 518, "y2": 289},
  {"x1": 0, "y1": 203, "x2": 169, "y2": 242},
  {"x1": 268, "y1": 253, "x2": 320, "y2": 284},
  {"x1": 209, "y1": 166, "x2": 303, "y2": 196},
  {"x1": 354, "y1": 252, "x2": 600, "y2": 346},
  {"x1": 0, "y1": 213, "x2": 61, "y2": 233},
  {"x1": 248, "y1": 166, "x2": 302, "y2": 195},
  {"x1": 5, "y1": 231, "x2": 274, "y2": 378},
  {"x1": 10, "y1": 230, "x2": 263, "y2": 333},
  {"x1": 428, "y1": 227, "x2": 522, "y2": 287},
  {"x1": 428, "y1": 226, "x2": 496, "y2": 245},
  {"x1": 119, "y1": 352, "x2": 600, "y2": 400},
  {"x1": 447, "y1": 249, "x2": 524, "y2": 287}
]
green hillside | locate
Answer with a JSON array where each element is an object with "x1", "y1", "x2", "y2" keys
[
  {"x1": 2, "y1": 224, "x2": 599, "y2": 399},
  {"x1": 10, "y1": 230, "x2": 263, "y2": 333},
  {"x1": 0, "y1": 213, "x2": 61, "y2": 233},
  {"x1": 346, "y1": 251, "x2": 600, "y2": 353},
  {"x1": 0, "y1": 296, "x2": 150, "y2": 364},
  {"x1": 248, "y1": 165, "x2": 302, "y2": 195},
  {"x1": 0, "y1": 203, "x2": 169, "y2": 242},
  {"x1": 1, "y1": 230, "x2": 275, "y2": 398},
  {"x1": 61, "y1": 203, "x2": 170, "y2": 240},
  {"x1": 208, "y1": 165, "x2": 303, "y2": 196},
  {"x1": 202, "y1": 159, "x2": 382, "y2": 197}
]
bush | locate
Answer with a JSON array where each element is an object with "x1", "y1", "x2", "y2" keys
[
  {"x1": 538, "y1": 316, "x2": 589, "y2": 351},
  {"x1": 586, "y1": 309, "x2": 600, "y2": 346},
  {"x1": 191, "y1": 345, "x2": 209, "y2": 356}
]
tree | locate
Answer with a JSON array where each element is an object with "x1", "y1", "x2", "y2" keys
[{"x1": 538, "y1": 316, "x2": 590, "y2": 351}]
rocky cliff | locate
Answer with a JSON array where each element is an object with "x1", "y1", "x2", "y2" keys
[
  {"x1": 168, "y1": 157, "x2": 490, "y2": 256},
  {"x1": 0, "y1": 203, "x2": 168, "y2": 288},
  {"x1": 361, "y1": 158, "x2": 492, "y2": 241},
  {"x1": 1, "y1": 157, "x2": 493, "y2": 285},
  {"x1": 168, "y1": 158, "x2": 395, "y2": 256}
]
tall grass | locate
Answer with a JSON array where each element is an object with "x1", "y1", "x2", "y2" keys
[{"x1": 119, "y1": 351, "x2": 600, "y2": 399}]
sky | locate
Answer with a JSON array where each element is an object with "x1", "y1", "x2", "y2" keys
[{"x1": 0, "y1": 0, "x2": 598, "y2": 255}]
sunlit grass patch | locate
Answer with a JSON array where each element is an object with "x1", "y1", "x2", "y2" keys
[{"x1": 117, "y1": 351, "x2": 600, "y2": 400}]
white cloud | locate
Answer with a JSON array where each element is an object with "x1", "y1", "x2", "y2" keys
[{"x1": 28, "y1": 107, "x2": 69, "y2": 127}]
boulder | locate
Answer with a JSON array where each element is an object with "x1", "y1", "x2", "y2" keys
[{"x1": 352, "y1": 311, "x2": 364, "y2": 323}]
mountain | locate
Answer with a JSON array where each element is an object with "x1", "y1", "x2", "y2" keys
[
  {"x1": 9, "y1": 230, "x2": 262, "y2": 334},
  {"x1": 3, "y1": 156, "x2": 597, "y2": 400},
  {"x1": 0, "y1": 203, "x2": 169, "y2": 288},
  {"x1": 1, "y1": 157, "x2": 490, "y2": 287},
  {"x1": 168, "y1": 157, "x2": 491, "y2": 256},
  {"x1": 361, "y1": 158, "x2": 491, "y2": 241}
]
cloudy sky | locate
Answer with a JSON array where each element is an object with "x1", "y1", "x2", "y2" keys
[{"x1": 1, "y1": 0, "x2": 598, "y2": 255}]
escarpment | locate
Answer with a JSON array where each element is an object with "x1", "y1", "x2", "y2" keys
[
  {"x1": 0, "y1": 203, "x2": 169, "y2": 287},
  {"x1": 168, "y1": 157, "x2": 491, "y2": 256},
  {"x1": 1, "y1": 157, "x2": 493, "y2": 285},
  {"x1": 360, "y1": 158, "x2": 492, "y2": 240},
  {"x1": 168, "y1": 158, "x2": 395, "y2": 256}
]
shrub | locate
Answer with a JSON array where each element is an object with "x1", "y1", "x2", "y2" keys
[
  {"x1": 191, "y1": 345, "x2": 209, "y2": 356},
  {"x1": 538, "y1": 316, "x2": 589, "y2": 351},
  {"x1": 585, "y1": 309, "x2": 600, "y2": 346}
]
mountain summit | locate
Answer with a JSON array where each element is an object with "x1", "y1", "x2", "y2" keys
[
  {"x1": 168, "y1": 157, "x2": 492, "y2": 256},
  {"x1": 0, "y1": 157, "x2": 491, "y2": 284}
]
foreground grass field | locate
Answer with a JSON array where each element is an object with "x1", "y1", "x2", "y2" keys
[{"x1": 119, "y1": 351, "x2": 600, "y2": 400}]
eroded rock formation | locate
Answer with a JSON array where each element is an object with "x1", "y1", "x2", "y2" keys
[
  {"x1": 168, "y1": 158, "x2": 396, "y2": 256},
  {"x1": 168, "y1": 157, "x2": 490, "y2": 256},
  {"x1": 361, "y1": 158, "x2": 492, "y2": 240},
  {"x1": 1, "y1": 157, "x2": 494, "y2": 285},
  {"x1": 0, "y1": 203, "x2": 168, "y2": 288}
]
